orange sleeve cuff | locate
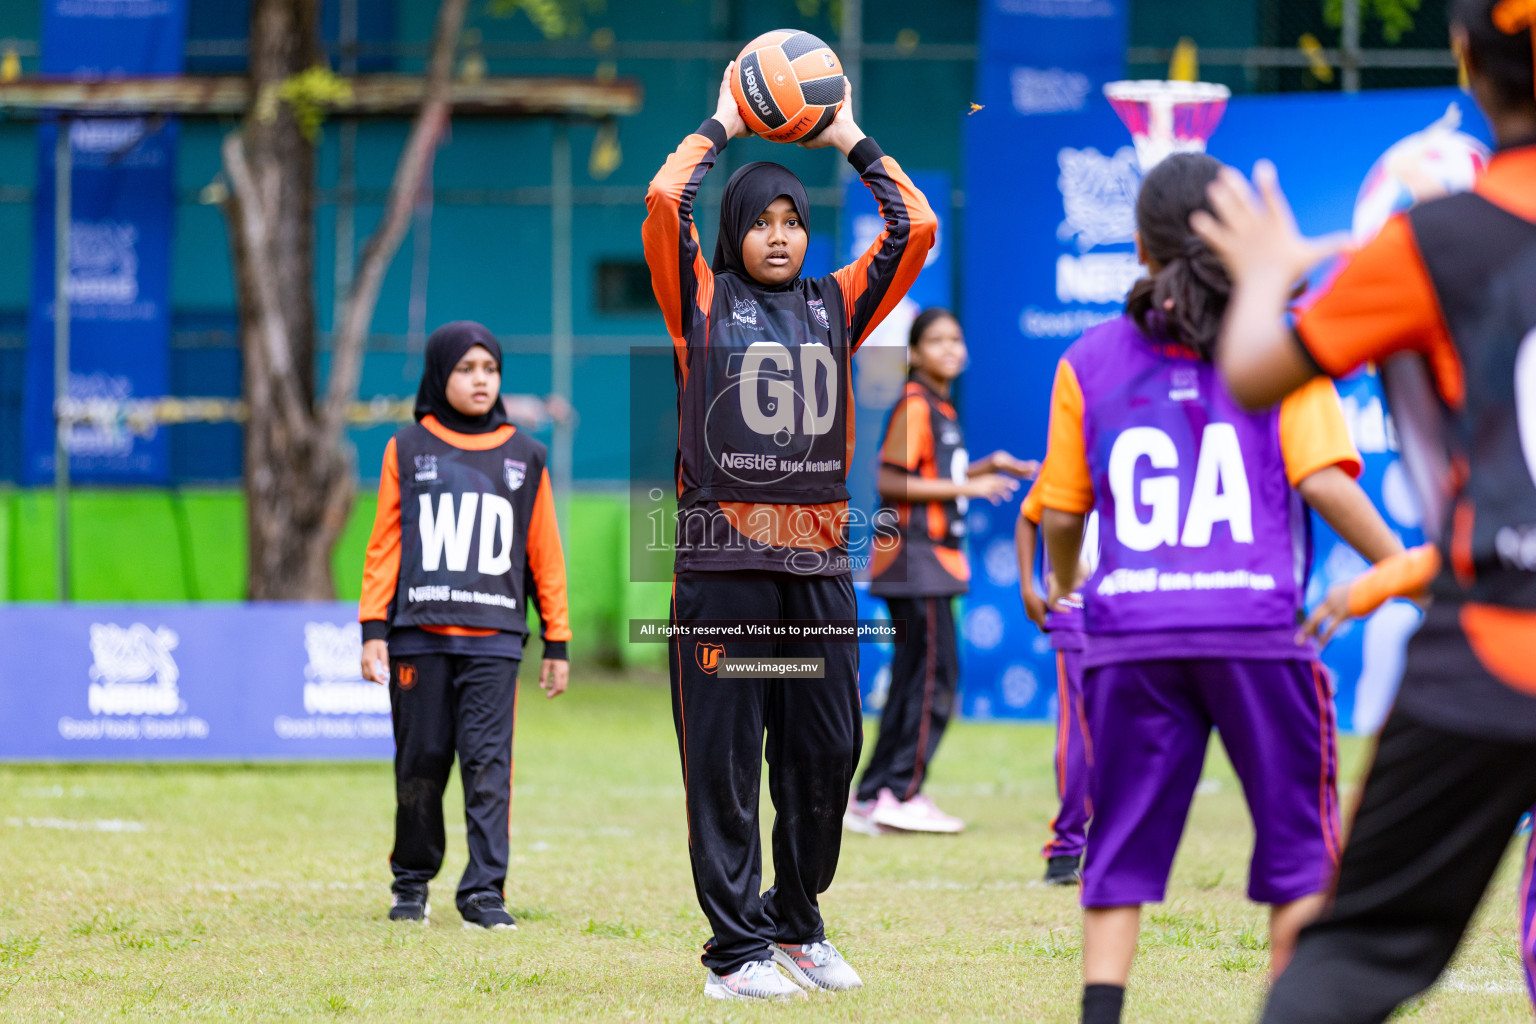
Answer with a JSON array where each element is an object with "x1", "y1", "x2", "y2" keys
[
  {"x1": 1021, "y1": 478, "x2": 1044, "y2": 524},
  {"x1": 1278, "y1": 376, "x2": 1362, "y2": 485},
  {"x1": 1346, "y1": 544, "x2": 1440, "y2": 618},
  {"x1": 1036, "y1": 359, "x2": 1095, "y2": 514}
]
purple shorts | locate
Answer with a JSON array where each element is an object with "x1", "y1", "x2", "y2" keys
[{"x1": 1081, "y1": 657, "x2": 1341, "y2": 908}]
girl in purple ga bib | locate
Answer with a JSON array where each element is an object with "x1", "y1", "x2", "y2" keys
[{"x1": 1035, "y1": 154, "x2": 1406, "y2": 1024}]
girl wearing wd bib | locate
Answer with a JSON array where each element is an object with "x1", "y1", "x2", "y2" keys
[
  {"x1": 643, "y1": 66, "x2": 935, "y2": 1000},
  {"x1": 1035, "y1": 154, "x2": 1403, "y2": 1024},
  {"x1": 359, "y1": 321, "x2": 570, "y2": 931}
]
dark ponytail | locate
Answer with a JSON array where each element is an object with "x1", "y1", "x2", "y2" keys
[{"x1": 1124, "y1": 152, "x2": 1231, "y2": 362}]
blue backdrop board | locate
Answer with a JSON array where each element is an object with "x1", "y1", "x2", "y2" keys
[
  {"x1": 21, "y1": 0, "x2": 186, "y2": 484},
  {"x1": 959, "y1": 81, "x2": 1486, "y2": 728},
  {"x1": 0, "y1": 605, "x2": 394, "y2": 761},
  {"x1": 841, "y1": 171, "x2": 953, "y2": 711},
  {"x1": 958, "y1": 0, "x2": 1128, "y2": 722}
]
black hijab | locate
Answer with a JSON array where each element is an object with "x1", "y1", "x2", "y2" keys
[
  {"x1": 711, "y1": 161, "x2": 810, "y2": 290},
  {"x1": 414, "y1": 320, "x2": 510, "y2": 434}
]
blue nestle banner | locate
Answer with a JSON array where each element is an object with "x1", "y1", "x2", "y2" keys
[
  {"x1": 958, "y1": 81, "x2": 1486, "y2": 729},
  {"x1": 0, "y1": 605, "x2": 395, "y2": 761},
  {"x1": 41, "y1": 0, "x2": 187, "y2": 77},
  {"x1": 841, "y1": 172, "x2": 953, "y2": 711},
  {"x1": 22, "y1": 0, "x2": 186, "y2": 484},
  {"x1": 956, "y1": 0, "x2": 1126, "y2": 722}
]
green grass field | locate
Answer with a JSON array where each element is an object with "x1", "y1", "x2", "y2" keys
[{"x1": 1, "y1": 672, "x2": 1530, "y2": 1022}]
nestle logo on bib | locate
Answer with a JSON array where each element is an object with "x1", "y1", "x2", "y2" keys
[
  {"x1": 731, "y1": 299, "x2": 760, "y2": 328},
  {"x1": 413, "y1": 454, "x2": 438, "y2": 482}
]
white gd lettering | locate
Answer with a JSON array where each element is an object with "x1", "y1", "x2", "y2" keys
[
  {"x1": 419, "y1": 493, "x2": 517, "y2": 575},
  {"x1": 738, "y1": 341, "x2": 838, "y2": 437},
  {"x1": 1107, "y1": 424, "x2": 1253, "y2": 552}
]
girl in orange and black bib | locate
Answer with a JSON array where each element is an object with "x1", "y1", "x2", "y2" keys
[
  {"x1": 358, "y1": 321, "x2": 570, "y2": 931},
  {"x1": 643, "y1": 62, "x2": 935, "y2": 999},
  {"x1": 849, "y1": 308, "x2": 1034, "y2": 837}
]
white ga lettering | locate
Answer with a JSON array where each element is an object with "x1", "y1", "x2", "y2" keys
[
  {"x1": 1107, "y1": 423, "x2": 1253, "y2": 552},
  {"x1": 419, "y1": 492, "x2": 516, "y2": 574},
  {"x1": 739, "y1": 341, "x2": 838, "y2": 437}
]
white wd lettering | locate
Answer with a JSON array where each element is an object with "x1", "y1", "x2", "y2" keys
[
  {"x1": 738, "y1": 341, "x2": 838, "y2": 437},
  {"x1": 420, "y1": 492, "x2": 518, "y2": 574},
  {"x1": 419, "y1": 493, "x2": 479, "y2": 572},
  {"x1": 478, "y1": 494, "x2": 514, "y2": 575},
  {"x1": 1107, "y1": 424, "x2": 1253, "y2": 552}
]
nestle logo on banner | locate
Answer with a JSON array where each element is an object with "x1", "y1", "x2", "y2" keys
[
  {"x1": 69, "y1": 221, "x2": 139, "y2": 305},
  {"x1": 87, "y1": 623, "x2": 182, "y2": 716},
  {"x1": 67, "y1": 373, "x2": 136, "y2": 458},
  {"x1": 69, "y1": 118, "x2": 148, "y2": 155},
  {"x1": 1010, "y1": 68, "x2": 1090, "y2": 115},
  {"x1": 1058, "y1": 147, "x2": 1139, "y2": 252},
  {"x1": 302, "y1": 622, "x2": 390, "y2": 716},
  {"x1": 1056, "y1": 253, "x2": 1143, "y2": 304}
]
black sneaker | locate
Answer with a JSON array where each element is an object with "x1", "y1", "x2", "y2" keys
[
  {"x1": 460, "y1": 892, "x2": 517, "y2": 930},
  {"x1": 1043, "y1": 854, "x2": 1082, "y2": 886},
  {"x1": 389, "y1": 889, "x2": 430, "y2": 922}
]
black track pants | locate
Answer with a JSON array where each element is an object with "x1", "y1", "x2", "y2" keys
[
  {"x1": 1261, "y1": 708, "x2": 1536, "y2": 1023},
  {"x1": 388, "y1": 653, "x2": 519, "y2": 910},
  {"x1": 669, "y1": 571, "x2": 863, "y2": 975},
  {"x1": 856, "y1": 595, "x2": 959, "y2": 803}
]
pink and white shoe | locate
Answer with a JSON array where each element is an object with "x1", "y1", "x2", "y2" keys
[
  {"x1": 843, "y1": 794, "x2": 884, "y2": 836},
  {"x1": 871, "y1": 791, "x2": 965, "y2": 834}
]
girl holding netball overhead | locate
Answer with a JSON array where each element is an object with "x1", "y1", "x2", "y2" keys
[
  {"x1": 643, "y1": 52, "x2": 935, "y2": 1000},
  {"x1": 1034, "y1": 153, "x2": 1403, "y2": 1024}
]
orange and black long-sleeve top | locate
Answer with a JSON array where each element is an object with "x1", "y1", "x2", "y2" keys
[
  {"x1": 642, "y1": 118, "x2": 937, "y2": 575},
  {"x1": 1291, "y1": 143, "x2": 1536, "y2": 732},
  {"x1": 360, "y1": 414, "x2": 570, "y2": 660}
]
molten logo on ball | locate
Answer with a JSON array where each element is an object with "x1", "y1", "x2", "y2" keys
[{"x1": 731, "y1": 29, "x2": 845, "y2": 144}]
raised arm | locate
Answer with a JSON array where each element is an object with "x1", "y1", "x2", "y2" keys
[
  {"x1": 814, "y1": 84, "x2": 938, "y2": 350},
  {"x1": 642, "y1": 66, "x2": 749, "y2": 361},
  {"x1": 1191, "y1": 161, "x2": 1444, "y2": 408}
]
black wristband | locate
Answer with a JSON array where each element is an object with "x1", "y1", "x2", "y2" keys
[
  {"x1": 847, "y1": 136, "x2": 884, "y2": 173},
  {"x1": 542, "y1": 640, "x2": 569, "y2": 661},
  {"x1": 360, "y1": 620, "x2": 389, "y2": 644},
  {"x1": 698, "y1": 118, "x2": 730, "y2": 153}
]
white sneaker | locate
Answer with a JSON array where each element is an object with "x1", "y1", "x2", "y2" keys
[
  {"x1": 871, "y1": 791, "x2": 965, "y2": 834},
  {"x1": 702, "y1": 959, "x2": 806, "y2": 1001},
  {"x1": 772, "y1": 940, "x2": 864, "y2": 992},
  {"x1": 843, "y1": 794, "x2": 884, "y2": 836}
]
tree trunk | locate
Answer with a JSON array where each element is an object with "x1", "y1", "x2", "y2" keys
[{"x1": 223, "y1": 0, "x2": 468, "y2": 600}]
